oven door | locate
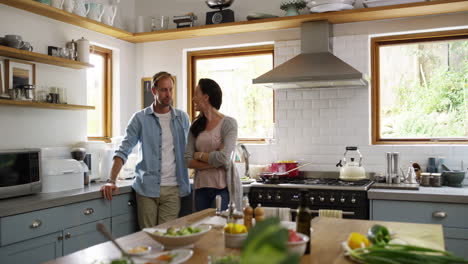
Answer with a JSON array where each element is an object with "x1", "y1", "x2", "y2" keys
[{"x1": 0, "y1": 149, "x2": 41, "y2": 199}]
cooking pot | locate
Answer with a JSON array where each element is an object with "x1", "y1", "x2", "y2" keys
[
  {"x1": 336, "y1": 146, "x2": 366, "y2": 181},
  {"x1": 205, "y1": 0, "x2": 235, "y2": 9},
  {"x1": 259, "y1": 162, "x2": 313, "y2": 181}
]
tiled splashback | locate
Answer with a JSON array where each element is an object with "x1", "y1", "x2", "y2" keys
[{"x1": 247, "y1": 37, "x2": 468, "y2": 177}]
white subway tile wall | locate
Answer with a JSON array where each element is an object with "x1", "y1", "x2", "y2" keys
[{"x1": 247, "y1": 37, "x2": 468, "y2": 178}]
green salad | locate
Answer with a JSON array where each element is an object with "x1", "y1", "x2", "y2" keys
[{"x1": 154, "y1": 226, "x2": 202, "y2": 236}]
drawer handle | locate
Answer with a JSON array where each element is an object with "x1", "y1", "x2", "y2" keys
[
  {"x1": 65, "y1": 232, "x2": 71, "y2": 239},
  {"x1": 58, "y1": 234, "x2": 64, "y2": 241},
  {"x1": 84, "y1": 208, "x2": 94, "y2": 215},
  {"x1": 128, "y1": 200, "x2": 134, "y2": 206},
  {"x1": 30, "y1": 220, "x2": 42, "y2": 229},
  {"x1": 432, "y1": 211, "x2": 447, "y2": 219}
]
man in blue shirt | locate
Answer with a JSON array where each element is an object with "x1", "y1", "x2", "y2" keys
[{"x1": 101, "y1": 71, "x2": 190, "y2": 228}]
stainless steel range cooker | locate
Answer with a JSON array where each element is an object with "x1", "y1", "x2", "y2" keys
[{"x1": 248, "y1": 172, "x2": 374, "y2": 220}]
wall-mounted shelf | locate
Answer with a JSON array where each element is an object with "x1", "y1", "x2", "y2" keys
[
  {"x1": 120, "y1": 0, "x2": 468, "y2": 43},
  {"x1": 0, "y1": 0, "x2": 467, "y2": 43},
  {"x1": 0, "y1": 45, "x2": 93, "y2": 69},
  {"x1": 0, "y1": 0, "x2": 133, "y2": 39},
  {"x1": 0, "y1": 99, "x2": 95, "y2": 110}
]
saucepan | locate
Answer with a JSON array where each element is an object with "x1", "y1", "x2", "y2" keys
[
  {"x1": 259, "y1": 162, "x2": 313, "y2": 181},
  {"x1": 205, "y1": 0, "x2": 235, "y2": 9}
]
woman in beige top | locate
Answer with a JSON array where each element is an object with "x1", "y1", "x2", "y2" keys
[{"x1": 184, "y1": 78, "x2": 239, "y2": 211}]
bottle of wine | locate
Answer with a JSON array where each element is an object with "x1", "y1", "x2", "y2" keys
[{"x1": 296, "y1": 190, "x2": 311, "y2": 254}]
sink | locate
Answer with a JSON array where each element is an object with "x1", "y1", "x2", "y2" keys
[{"x1": 371, "y1": 183, "x2": 419, "y2": 190}]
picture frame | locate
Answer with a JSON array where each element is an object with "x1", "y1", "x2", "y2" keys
[
  {"x1": 141, "y1": 76, "x2": 176, "y2": 109},
  {"x1": 5, "y1": 59, "x2": 36, "y2": 89}
]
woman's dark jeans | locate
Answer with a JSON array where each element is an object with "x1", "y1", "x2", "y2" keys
[{"x1": 195, "y1": 187, "x2": 229, "y2": 211}]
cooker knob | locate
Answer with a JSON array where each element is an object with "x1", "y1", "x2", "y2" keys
[
  {"x1": 351, "y1": 197, "x2": 356, "y2": 204},
  {"x1": 330, "y1": 197, "x2": 335, "y2": 203},
  {"x1": 319, "y1": 196, "x2": 324, "y2": 202},
  {"x1": 257, "y1": 193, "x2": 263, "y2": 199},
  {"x1": 340, "y1": 197, "x2": 345, "y2": 203},
  {"x1": 276, "y1": 194, "x2": 281, "y2": 200},
  {"x1": 309, "y1": 196, "x2": 315, "y2": 203},
  {"x1": 267, "y1": 194, "x2": 272, "y2": 200}
]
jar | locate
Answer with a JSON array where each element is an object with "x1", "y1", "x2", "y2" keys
[
  {"x1": 431, "y1": 173, "x2": 442, "y2": 187},
  {"x1": 421, "y1": 173, "x2": 431, "y2": 186}
]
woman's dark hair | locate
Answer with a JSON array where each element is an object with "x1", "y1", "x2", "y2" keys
[{"x1": 190, "y1": 78, "x2": 223, "y2": 138}]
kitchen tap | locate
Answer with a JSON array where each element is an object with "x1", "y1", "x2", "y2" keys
[{"x1": 238, "y1": 143, "x2": 250, "y2": 177}]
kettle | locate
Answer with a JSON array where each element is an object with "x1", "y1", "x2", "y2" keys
[{"x1": 336, "y1": 146, "x2": 366, "y2": 181}]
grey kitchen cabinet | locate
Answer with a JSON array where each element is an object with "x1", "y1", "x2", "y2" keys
[
  {"x1": 0, "y1": 191, "x2": 137, "y2": 264},
  {"x1": 111, "y1": 192, "x2": 139, "y2": 238},
  {"x1": 63, "y1": 218, "x2": 111, "y2": 255},
  {"x1": 0, "y1": 231, "x2": 62, "y2": 264},
  {"x1": 371, "y1": 199, "x2": 468, "y2": 258}
]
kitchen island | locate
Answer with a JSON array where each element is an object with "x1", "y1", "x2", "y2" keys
[{"x1": 43, "y1": 209, "x2": 445, "y2": 264}]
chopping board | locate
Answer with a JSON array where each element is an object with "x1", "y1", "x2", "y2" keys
[{"x1": 302, "y1": 217, "x2": 445, "y2": 264}]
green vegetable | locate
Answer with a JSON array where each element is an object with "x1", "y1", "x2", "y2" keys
[
  {"x1": 368, "y1": 224, "x2": 391, "y2": 246},
  {"x1": 241, "y1": 217, "x2": 300, "y2": 264},
  {"x1": 154, "y1": 225, "x2": 202, "y2": 236},
  {"x1": 349, "y1": 244, "x2": 468, "y2": 264}
]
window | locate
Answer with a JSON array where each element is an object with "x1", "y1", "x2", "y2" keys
[
  {"x1": 188, "y1": 45, "x2": 274, "y2": 141},
  {"x1": 87, "y1": 45, "x2": 112, "y2": 142},
  {"x1": 371, "y1": 29, "x2": 468, "y2": 144}
]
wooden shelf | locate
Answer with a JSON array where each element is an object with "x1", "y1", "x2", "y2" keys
[
  {"x1": 120, "y1": 0, "x2": 468, "y2": 43},
  {"x1": 0, "y1": 0, "x2": 132, "y2": 39},
  {"x1": 0, "y1": 99, "x2": 95, "y2": 110},
  {"x1": 0, "y1": 45, "x2": 93, "y2": 69},
  {"x1": 1, "y1": 0, "x2": 467, "y2": 43}
]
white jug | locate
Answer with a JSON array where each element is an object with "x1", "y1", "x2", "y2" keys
[
  {"x1": 63, "y1": 0, "x2": 74, "y2": 12},
  {"x1": 73, "y1": 0, "x2": 90, "y2": 17},
  {"x1": 51, "y1": 0, "x2": 64, "y2": 9},
  {"x1": 86, "y1": 2, "x2": 105, "y2": 22},
  {"x1": 102, "y1": 5, "x2": 118, "y2": 26}
]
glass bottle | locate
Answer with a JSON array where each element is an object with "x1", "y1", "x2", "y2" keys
[
  {"x1": 243, "y1": 197, "x2": 253, "y2": 231},
  {"x1": 296, "y1": 190, "x2": 311, "y2": 254}
]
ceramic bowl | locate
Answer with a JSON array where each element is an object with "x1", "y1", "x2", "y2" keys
[
  {"x1": 143, "y1": 224, "x2": 211, "y2": 249},
  {"x1": 287, "y1": 232, "x2": 310, "y2": 256},
  {"x1": 224, "y1": 232, "x2": 247, "y2": 248}
]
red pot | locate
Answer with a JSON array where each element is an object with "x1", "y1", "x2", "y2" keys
[{"x1": 270, "y1": 162, "x2": 299, "y2": 177}]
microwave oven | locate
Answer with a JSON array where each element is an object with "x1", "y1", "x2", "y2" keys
[{"x1": 0, "y1": 149, "x2": 42, "y2": 199}]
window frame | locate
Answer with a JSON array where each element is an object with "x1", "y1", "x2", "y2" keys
[
  {"x1": 187, "y1": 45, "x2": 275, "y2": 142},
  {"x1": 87, "y1": 45, "x2": 113, "y2": 143},
  {"x1": 371, "y1": 28, "x2": 468, "y2": 145}
]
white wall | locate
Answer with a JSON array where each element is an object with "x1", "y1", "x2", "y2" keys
[
  {"x1": 0, "y1": 4, "x2": 136, "y2": 149},
  {"x1": 133, "y1": 12, "x2": 468, "y2": 175}
]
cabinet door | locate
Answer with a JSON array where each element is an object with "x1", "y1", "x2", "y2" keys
[
  {"x1": 111, "y1": 213, "x2": 138, "y2": 238},
  {"x1": 0, "y1": 231, "x2": 62, "y2": 264},
  {"x1": 444, "y1": 227, "x2": 468, "y2": 258},
  {"x1": 111, "y1": 192, "x2": 136, "y2": 217},
  {"x1": 63, "y1": 218, "x2": 110, "y2": 256}
]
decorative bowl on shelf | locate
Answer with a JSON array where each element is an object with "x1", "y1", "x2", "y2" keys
[
  {"x1": 205, "y1": 0, "x2": 235, "y2": 10},
  {"x1": 280, "y1": 0, "x2": 306, "y2": 16},
  {"x1": 306, "y1": 0, "x2": 356, "y2": 13}
]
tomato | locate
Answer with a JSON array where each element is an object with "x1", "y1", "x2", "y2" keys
[{"x1": 288, "y1": 229, "x2": 302, "y2": 242}]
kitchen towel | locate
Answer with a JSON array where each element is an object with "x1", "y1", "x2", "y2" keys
[
  {"x1": 263, "y1": 207, "x2": 292, "y2": 221},
  {"x1": 318, "y1": 209, "x2": 343, "y2": 218}
]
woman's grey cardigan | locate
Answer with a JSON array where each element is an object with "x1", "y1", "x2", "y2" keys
[{"x1": 184, "y1": 116, "x2": 243, "y2": 210}]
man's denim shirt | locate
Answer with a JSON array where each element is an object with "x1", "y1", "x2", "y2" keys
[{"x1": 114, "y1": 105, "x2": 191, "y2": 198}]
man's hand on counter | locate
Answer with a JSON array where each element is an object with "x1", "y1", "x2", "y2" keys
[{"x1": 101, "y1": 183, "x2": 119, "y2": 200}]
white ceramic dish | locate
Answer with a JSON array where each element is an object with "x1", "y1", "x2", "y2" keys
[
  {"x1": 224, "y1": 232, "x2": 247, "y2": 248},
  {"x1": 309, "y1": 3, "x2": 354, "y2": 12},
  {"x1": 363, "y1": 0, "x2": 428, "y2": 8},
  {"x1": 287, "y1": 232, "x2": 310, "y2": 256},
  {"x1": 143, "y1": 224, "x2": 211, "y2": 249},
  {"x1": 125, "y1": 245, "x2": 152, "y2": 256},
  {"x1": 306, "y1": 0, "x2": 355, "y2": 7},
  {"x1": 136, "y1": 249, "x2": 193, "y2": 264}
]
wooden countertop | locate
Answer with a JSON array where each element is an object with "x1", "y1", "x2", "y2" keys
[{"x1": 44, "y1": 209, "x2": 445, "y2": 264}]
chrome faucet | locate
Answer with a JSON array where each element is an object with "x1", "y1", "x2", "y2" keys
[{"x1": 238, "y1": 143, "x2": 250, "y2": 177}]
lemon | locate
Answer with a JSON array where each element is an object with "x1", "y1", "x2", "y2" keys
[
  {"x1": 224, "y1": 223, "x2": 234, "y2": 233},
  {"x1": 232, "y1": 224, "x2": 247, "y2": 234},
  {"x1": 347, "y1": 232, "x2": 370, "y2": 250}
]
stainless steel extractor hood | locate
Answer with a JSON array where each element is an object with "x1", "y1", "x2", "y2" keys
[{"x1": 253, "y1": 20, "x2": 367, "y2": 89}]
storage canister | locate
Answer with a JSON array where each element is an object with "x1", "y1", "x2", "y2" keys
[
  {"x1": 431, "y1": 173, "x2": 442, "y2": 187},
  {"x1": 421, "y1": 173, "x2": 431, "y2": 186}
]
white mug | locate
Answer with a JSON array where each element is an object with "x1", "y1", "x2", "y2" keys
[{"x1": 63, "y1": 0, "x2": 74, "y2": 12}]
